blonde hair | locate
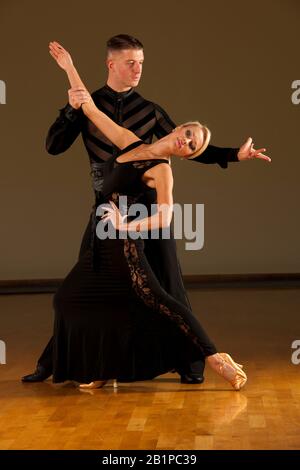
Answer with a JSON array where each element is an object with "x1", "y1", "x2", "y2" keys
[{"x1": 180, "y1": 121, "x2": 211, "y2": 159}]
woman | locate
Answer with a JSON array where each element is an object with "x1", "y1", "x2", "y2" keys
[{"x1": 49, "y1": 41, "x2": 247, "y2": 390}]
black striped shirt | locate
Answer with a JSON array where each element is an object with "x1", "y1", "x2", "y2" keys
[{"x1": 46, "y1": 84, "x2": 238, "y2": 168}]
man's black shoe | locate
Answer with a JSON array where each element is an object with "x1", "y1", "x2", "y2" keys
[
  {"x1": 180, "y1": 374, "x2": 205, "y2": 384},
  {"x1": 21, "y1": 364, "x2": 52, "y2": 383}
]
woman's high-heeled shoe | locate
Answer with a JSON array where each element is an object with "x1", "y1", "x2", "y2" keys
[
  {"x1": 218, "y1": 353, "x2": 247, "y2": 391},
  {"x1": 79, "y1": 379, "x2": 118, "y2": 390}
]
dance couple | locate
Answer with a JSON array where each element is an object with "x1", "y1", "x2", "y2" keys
[{"x1": 22, "y1": 35, "x2": 270, "y2": 390}]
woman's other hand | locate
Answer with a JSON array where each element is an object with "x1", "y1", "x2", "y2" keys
[{"x1": 100, "y1": 201, "x2": 128, "y2": 231}]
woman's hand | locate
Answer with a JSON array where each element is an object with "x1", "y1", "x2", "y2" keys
[
  {"x1": 49, "y1": 41, "x2": 92, "y2": 110},
  {"x1": 100, "y1": 201, "x2": 128, "y2": 231},
  {"x1": 237, "y1": 137, "x2": 271, "y2": 162},
  {"x1": 49, "y1": 41, "x2": 73, "y2": 71}
]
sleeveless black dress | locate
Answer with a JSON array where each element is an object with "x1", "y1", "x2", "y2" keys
[{"x1": 52, "y1": 141, "x2": 217, "y2": 383}]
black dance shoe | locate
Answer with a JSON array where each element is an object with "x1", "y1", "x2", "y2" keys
[
  {"x1": 21, "y1": 364, "x2": 52, "y2": 383},
  {"x1": 180, "y1": 374, "x2": 205, "y2": 384}
]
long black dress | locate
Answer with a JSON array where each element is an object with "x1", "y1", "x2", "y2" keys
[{"x1": 52, "y1": 141, "x2": 217, "y2": 383}]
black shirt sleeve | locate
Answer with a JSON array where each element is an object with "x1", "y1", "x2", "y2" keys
[
  {"x1": 153, "y1": 103, "x2": 176, "y2": 138},
  {"x1": 153, "y1": 102, "x2": 239, "y2": 169},
  {"x1": 193, "y1": 145, "x2": 239, "y2": 168},
  {"x1": 45, "y1": 103, "x2": 83, "y2": 155}
]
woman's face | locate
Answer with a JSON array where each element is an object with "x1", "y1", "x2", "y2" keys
[{"x1": 171, "y1": 125, "x2": 203, "y2": 158}]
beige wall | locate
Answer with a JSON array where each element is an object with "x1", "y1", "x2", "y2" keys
[{"x1": 0, "y1": 0, "x2": 299, "y2": 279}]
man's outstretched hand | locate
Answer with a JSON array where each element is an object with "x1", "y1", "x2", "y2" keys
[
  {"x1": 49, "y1": 41, "x2": 73, "y2": 71},
  {"x1": 237, "y1": 137, "x2": 271, "y2": 162}
]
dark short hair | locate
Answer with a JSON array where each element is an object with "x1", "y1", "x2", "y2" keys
[{"x1": 106, "y1": 34, "x2": 143, "y2": 56}]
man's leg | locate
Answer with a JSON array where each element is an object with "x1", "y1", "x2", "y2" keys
[
  {"x1": 77, "y1": 212, "x2": 93, "y2": 259},
  {"x1": 21, "y1": 214, "x2": 93, "y2": 383},
  {"x1": 21, "y1": 337, "x2": 53, "y2": 382},
  {"x1": 178, "y1": 359, "x2": 205, "y2": 384}
]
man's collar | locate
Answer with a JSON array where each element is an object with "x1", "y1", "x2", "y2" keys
[{"x1": 103, "y1": 84, "x2": 134, "y2": 99}]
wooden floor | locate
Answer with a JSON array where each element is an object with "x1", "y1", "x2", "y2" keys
[{"x1": 0, "y1": 288, "x2": 300, "y2": 450}]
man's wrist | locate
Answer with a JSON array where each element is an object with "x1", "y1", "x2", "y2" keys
[
  {"x1": 68, "y1": 101, "x2": 81, "y2": 111},
  {"x1": 61, "y1": 103, "x2": 81, "y2": 122},
  {"x1": 230, "y1": 148, "x2": 240, "y2": 162}
]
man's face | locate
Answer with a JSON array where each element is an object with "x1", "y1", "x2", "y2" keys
[{"x1": 107, "y1": 49, "x2": 144, "y2": 88}]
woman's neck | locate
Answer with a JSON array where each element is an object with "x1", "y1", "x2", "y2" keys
[
  {"x1": 118, "y1": 140, "x2": 171, "y2": 164},
  {"x1": 146, "y1": 136, "x2": 171, "y2": 159}
]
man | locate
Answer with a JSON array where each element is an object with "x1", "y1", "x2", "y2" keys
[{"x1": 22, "y1": 34, "x2": 269, "y2": 385}]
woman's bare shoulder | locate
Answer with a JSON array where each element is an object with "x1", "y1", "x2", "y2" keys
[{"x1": 146, "y1": 160, "x2": 173, "y2": 178}]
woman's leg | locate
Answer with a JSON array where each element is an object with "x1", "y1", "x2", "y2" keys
[{"x1": 124, "y1": 239, "x2": 247, "y2": 390}]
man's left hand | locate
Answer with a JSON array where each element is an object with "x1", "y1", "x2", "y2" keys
[{"x1": 237, "y1": 137, "x2": 271, "y2": 162}]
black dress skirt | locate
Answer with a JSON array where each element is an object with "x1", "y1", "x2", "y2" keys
[{"x1": 52, "y1": 140, "x2": 217, "y2": 383}]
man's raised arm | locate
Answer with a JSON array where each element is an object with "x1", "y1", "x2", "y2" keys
[{"x1": 46, "y1": 101, "x2": 82, "y2": 155}]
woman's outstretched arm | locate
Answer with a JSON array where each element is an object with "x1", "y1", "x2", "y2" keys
[{"x1": 49, "y1": 41, "x2": 140, "y2": 149}]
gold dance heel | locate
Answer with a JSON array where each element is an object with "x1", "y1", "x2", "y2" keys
[
  {"x1": 219, "y1": 353, "x2": 247, "y2": 391},
  {"x1": 79, "y1": 379, "x2": 118, "y2": 390}
]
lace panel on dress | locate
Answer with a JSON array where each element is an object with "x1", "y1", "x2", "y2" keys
[{"x1": 123, "y1": 239, "x2": 206, "y2": 353}]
